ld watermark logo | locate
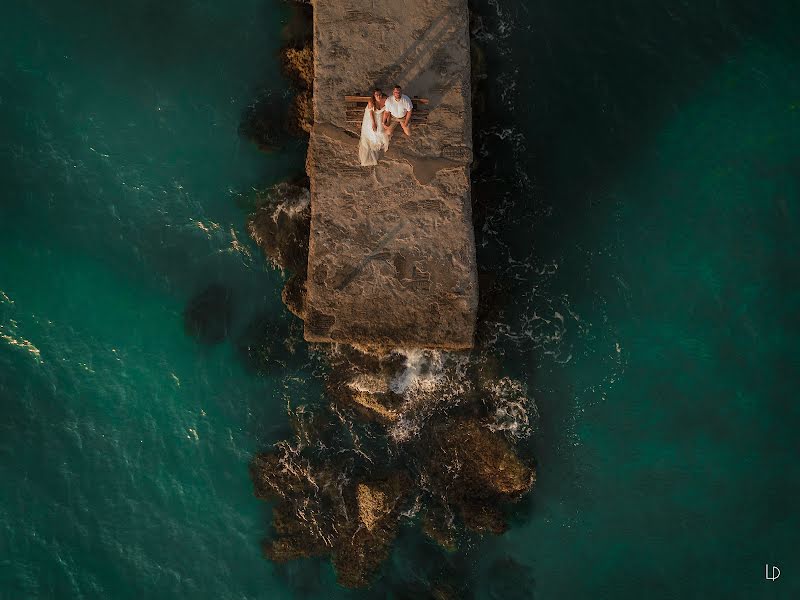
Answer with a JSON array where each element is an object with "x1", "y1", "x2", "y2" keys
[{"x1": 765, "y1": 564, "x2": 781, "y2": 581}]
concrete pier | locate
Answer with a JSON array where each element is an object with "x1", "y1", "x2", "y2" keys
[{"x1": 304, "y1": 0, "x2": 477, "y2": 350}]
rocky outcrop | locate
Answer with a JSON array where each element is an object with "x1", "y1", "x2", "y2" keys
[
  {"x1": 323, "y1": 344, "x2": 407, "y2": 423},
  {"x1": 239, "y1": 7, "x2": 313, "y2": 151},
  {"x1": 250, "y1": 343, "x2": 537, "y2": 587},
  {"x1": 281, "y1": 44, "x2": 314, "y2": 135},
  {"x1": 280, "y1": 46, "x2": 313, "y2": 90},
  {"x1": 247, "y1": 183, "x2": 311, "y2": 319},
  {"x1": 247, "y1": 183, "x2": 310, "y2": 274},
  {"x1": 419, "y1": 418, "x2": 535, "y2": 536},
  {"x1": 288, "y1": 91, "x2": 313, "y2": 135},
  {"x1": 250, "y1": 448, "x2": 413, "y2": 588}
]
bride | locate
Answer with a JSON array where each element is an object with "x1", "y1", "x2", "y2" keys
[{"x1": 358, "y1": 89, "x2": 390, "y2": 166}]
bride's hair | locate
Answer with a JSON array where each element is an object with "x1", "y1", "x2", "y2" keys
[{"x1": 368, "y1": 88, "x2": 384, "y2": 109}]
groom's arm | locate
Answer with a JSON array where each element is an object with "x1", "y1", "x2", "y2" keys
[{"x1": 403, "y1": 96, "x2": 413, "y2": 126}]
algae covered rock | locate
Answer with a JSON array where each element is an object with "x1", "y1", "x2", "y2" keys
[
  {"x1": 280, "y1": 44, "x2": 313, "y2": 135},
  {"x1": 251, "y1": 406, "x2": 536, "y2": 585},
  {"x1": 247, "y1": 183, "x2": 310, "y2": 274},
  {"x1": 251, "y1": 444, "x2": 414, "y2": 588},
  {"x1": 419, "y1": 417, "x2": 535, "y2": 536},
  {"x1": 281, "y1": 45, "x2": 314, "y2": 90},
  {"x1": 239, "y1": 41, "x2": 313, "y2": 148},
  {"x1": 331, "y1": 472, "x2": 412, "y2": 588},
  {"x1": 288, "y1": 90, "x2": 313, "y2": 135},
  {"x1": 281, "y1": 272, "x2": 307, "y2": 319},
  {"x1": 357, "y1": 480, "x2": 396, "y2": 532},
  {"x1": 433, "y1": 418, "x2": 534, "y2": 498},
  {"x1": 247, "y1": 182, "x2": 311, "y2": 320}
]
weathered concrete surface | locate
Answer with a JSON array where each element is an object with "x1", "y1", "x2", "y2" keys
[{"x1": 305, "y1": 0, "x2": 477, "y2": 350}]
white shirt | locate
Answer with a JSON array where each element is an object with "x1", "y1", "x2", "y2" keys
[{"x1": 385, "y1": 94, "x2": 413, "y2": 118}]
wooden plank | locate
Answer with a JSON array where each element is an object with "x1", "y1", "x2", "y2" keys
[
  {"x1": 344, "y1": 105, "x2": 428, "y2": 112},
  {"x1": 345, "y1": 114, "x2": 430, "y2": 122},
  {"x1": 344, "y1": 95, "x2": 429, "y2": 104},
  {"x1": 345, "y1": 119, "x2": 430, "y2": 124},
  {"x1": 345, "y1": 110, "x2": 430, "y2": 117}
]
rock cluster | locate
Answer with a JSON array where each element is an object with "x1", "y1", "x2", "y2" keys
[
  {"x1": 250, "y1": 445, "x2": 414, "y2": 588},
  {"x1": 281, "y1": 45, "x2": 314, "y2": 135},
  {"x1": 238, "y1": 4, "x2": 313, "y2": 150},
  {"x1": 249, "y1": 345, "x2": 536, "y2": 588}
]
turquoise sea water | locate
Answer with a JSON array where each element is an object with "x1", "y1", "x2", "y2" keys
[{"x1": 1, "y1": 1, "x2": 799, "y2": 598}]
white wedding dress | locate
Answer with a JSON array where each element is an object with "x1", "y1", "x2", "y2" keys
[{"x1": 358, "y1": 104, "x2": 390, "y2": 166}]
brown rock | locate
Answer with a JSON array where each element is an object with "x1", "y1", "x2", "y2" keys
[
  {"x1": 348, "y1": 390, "x2": 399, "y2": 423},
  {"x1": 323, "y1": 346, "x2": 408, "y2": 423},
  {"x1": 288, "y1": 90, "x2": 313, "y2": 135},
  {"x1": 247, "y1": 183, "x2": 310, "y2": 274},
  {"x1": 356, "y1": 482, "x2": 389, "y2": 531},
  {"x1": 442, "y1": 418, "x2": 534, "y2": 498},
  {"x1": 281, "y1": 2, "x2": 313, "y2": 50},
  {"x1": 252, "y1": 444, "x2": 415, "y2": 589},
  {"x1": 281, "y1": 273, "x2": 307, "y2": 319},
  {"x1": 281, "y1": 45, "x2": 314, "y2": 90},
  {"x1": 264, "y1": 502, "x2": 327, "y2": 562},
  {"x1": 332, "y1": 473, "x2": 412, "y2": 587},
  {"x1": 420, "y1": 417, "x2": 535, "y2": 535}
]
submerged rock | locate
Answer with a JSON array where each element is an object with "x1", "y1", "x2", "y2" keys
[
  {"x1": 251, "y1": 381, "x2": 535, "y2": 584},
  {"x1": 281, "y1": 1, "x2": 313, "y2": 49},
  {"x1": 246, "y1": 181, "x2": 311, "y2": 341},
  {"x1": 422, "y1": 504, "x2": 458, "y2": 552},
  {"x1": 239, "y1": 92, "x2": 292, "y2": 152},
  {"x1": 486, "y1": 556, "x2": 536, "y2": 600},
  {"x1": 235, "y1": 313, "x2": 303, "y2": 374},
  {"x1": 470, "y1": 37, "x2": 488, "y2": 119},
  {"x1": 183, "y1": 284, "x2": 233, "y2": 344}
]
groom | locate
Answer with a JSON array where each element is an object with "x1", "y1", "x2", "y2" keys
[{"x1": 383, "y1": 85, "x2": 413, "y2": 138}]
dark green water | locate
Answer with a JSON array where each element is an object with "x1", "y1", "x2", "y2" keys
[{"x1": 1, "y1": 1, "x2": 799, "y2": 598}]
